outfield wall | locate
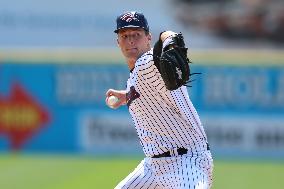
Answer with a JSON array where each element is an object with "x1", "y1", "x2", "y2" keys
[{"x1": 0, "y1": 50, "x2": 284, "y2": 159}]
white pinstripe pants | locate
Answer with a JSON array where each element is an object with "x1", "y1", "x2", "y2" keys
[{"x1": 114, "y1": 151, "x2": 213, "y2": 189}]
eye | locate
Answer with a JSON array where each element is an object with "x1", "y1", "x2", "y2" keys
[
  {"x1": 134, "y1": 33, "x2": 141, "y2": 37},
  {"x1": 121, "y1": 35, "x2": 128, "y2": 39}
]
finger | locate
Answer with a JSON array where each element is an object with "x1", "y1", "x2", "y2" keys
[{"x1": 105, "y1": 89, "x2": 114, "y2": 96}]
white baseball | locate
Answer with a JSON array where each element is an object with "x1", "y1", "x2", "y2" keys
[{"x1": 107, "y1": 95, "x2": 119, "y2": 107}]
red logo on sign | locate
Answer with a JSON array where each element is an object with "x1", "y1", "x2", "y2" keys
[{"x1": 0, "y1": 83, "x2": 50, "y2": 150}]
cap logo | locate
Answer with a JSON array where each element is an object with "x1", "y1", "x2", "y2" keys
[{"x1": 120, "y1": 12, "x2": 139, "y2": 22}]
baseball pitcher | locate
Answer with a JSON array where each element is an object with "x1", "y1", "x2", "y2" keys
[{"x1": 106, "y1": 11, "x2": 213, "y2": 189}]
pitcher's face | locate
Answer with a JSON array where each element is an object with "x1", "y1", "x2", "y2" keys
[{"x1": 117, "y1": 28, "x2": 151, "y2": 61}]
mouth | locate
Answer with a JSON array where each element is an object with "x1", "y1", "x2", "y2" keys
[{"x1": 126, "y1": 48, "x2": 138, "y2": 52}]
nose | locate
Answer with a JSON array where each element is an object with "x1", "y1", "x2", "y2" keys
[{"x1": 127, "y1": 36, "x2": 135, "y2": 45}]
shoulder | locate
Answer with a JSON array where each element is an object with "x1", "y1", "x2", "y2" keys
[
  {"x1": 135, "y1": 49, "x2": 155, "y2": 71},
  {"x1": 136, "y1": 49, "x2": 153, "y2": 65}
]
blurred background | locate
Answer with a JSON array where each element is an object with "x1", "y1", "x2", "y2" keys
[{"x1": 0, "y1": 0, "x2": 284, "y2": 188}]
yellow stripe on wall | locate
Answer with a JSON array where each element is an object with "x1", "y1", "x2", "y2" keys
[
  {"x1": 190, "y1": 49, "x2": 284, "y2": 66},
  {"x1": 0, "y1": 48, "x2": 124, "y2": 64},
  {"x1": 0, "y1": 48, "x2": 283, "y2": 66}
]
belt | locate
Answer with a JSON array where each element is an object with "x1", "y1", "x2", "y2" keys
[{"x1": 152, "y1": 143, "x2": 210, "y2": 158}]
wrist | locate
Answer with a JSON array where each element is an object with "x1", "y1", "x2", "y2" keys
[
  {"x1": 160, "y1": 31, "x2": 177, "y2": 51},
  {"x1": 160, "y1": 31, "x2": 176, "y2": 42}
]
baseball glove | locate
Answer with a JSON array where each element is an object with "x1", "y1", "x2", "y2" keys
[{"x1": 153, "y1": 32, "x2": 191, "y2": 91}]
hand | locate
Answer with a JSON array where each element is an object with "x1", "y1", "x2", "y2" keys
[
  {"x1": 105, "y1": 89, "x2": 127, "y2": 109},
  {"x1": 160, "y1": 31, "x2": 176, "y2": 42}
]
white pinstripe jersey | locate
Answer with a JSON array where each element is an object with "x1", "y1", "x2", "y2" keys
[{"x1": 126, "y1": 49, "x2": 208, "y2": 157}]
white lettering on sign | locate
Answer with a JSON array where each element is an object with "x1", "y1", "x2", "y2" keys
[{"x1": 203, "y1": 68, "x2": 284, "y2": 109}]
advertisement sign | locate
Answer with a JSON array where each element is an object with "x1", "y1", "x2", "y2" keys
[
  {"x1": 0, "y1": 63, "x2": 130, "y2": 152},
  {"x1": 0, "y1": 61, "x2": 284, "y2": 158}
]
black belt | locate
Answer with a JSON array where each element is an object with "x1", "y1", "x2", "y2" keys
[{"x1": 152, "y1": 143, "x2": 210, "y2": 158}]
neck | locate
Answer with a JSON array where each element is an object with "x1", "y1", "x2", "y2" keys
[
  {"x1": 127, "y1": 59, "x2": 136, "y2": 71},
  {"x1": 126, "y1": 47, "x2": 151, "y2": 71}
]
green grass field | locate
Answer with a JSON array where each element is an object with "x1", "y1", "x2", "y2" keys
[{"x1": 0, "y1": 154, "x2": 283, "y2": 189}]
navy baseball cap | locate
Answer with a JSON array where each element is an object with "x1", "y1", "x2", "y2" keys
[{"x1": 114, "y1": 11, "x2": 149, "y2": 33}]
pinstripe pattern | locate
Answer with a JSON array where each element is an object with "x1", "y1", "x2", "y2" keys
[
  {"x1": 117, "y1": 46, "x2": 213, "y2": 188},
  {"x1": 115, "y1": 151, "x2": 213, "y2": 189},
  {"x1": 115, "y1": 159, "x2": 158, "y2": 189},
  {"x1": 126, "y1": 50, "x2": 208, "y2": 157}
]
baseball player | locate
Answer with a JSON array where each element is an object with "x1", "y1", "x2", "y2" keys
[{"x1": 106, "y1": 11, "x2": 213, "y2": 189}]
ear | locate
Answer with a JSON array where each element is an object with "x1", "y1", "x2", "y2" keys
[
  {"x1": 147, "y1": 33, "x2": 152, "y2": 41},
  {"x1": 147, "y1": 33, "x2": 152, "y2": 48},
  {"x1": 117, "y1": 38, "x2": 120, "y2": 47}
]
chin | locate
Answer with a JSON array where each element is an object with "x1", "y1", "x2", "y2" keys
[{"x1": 125, "y1": 53, "x2": 139, "y2": 60}]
